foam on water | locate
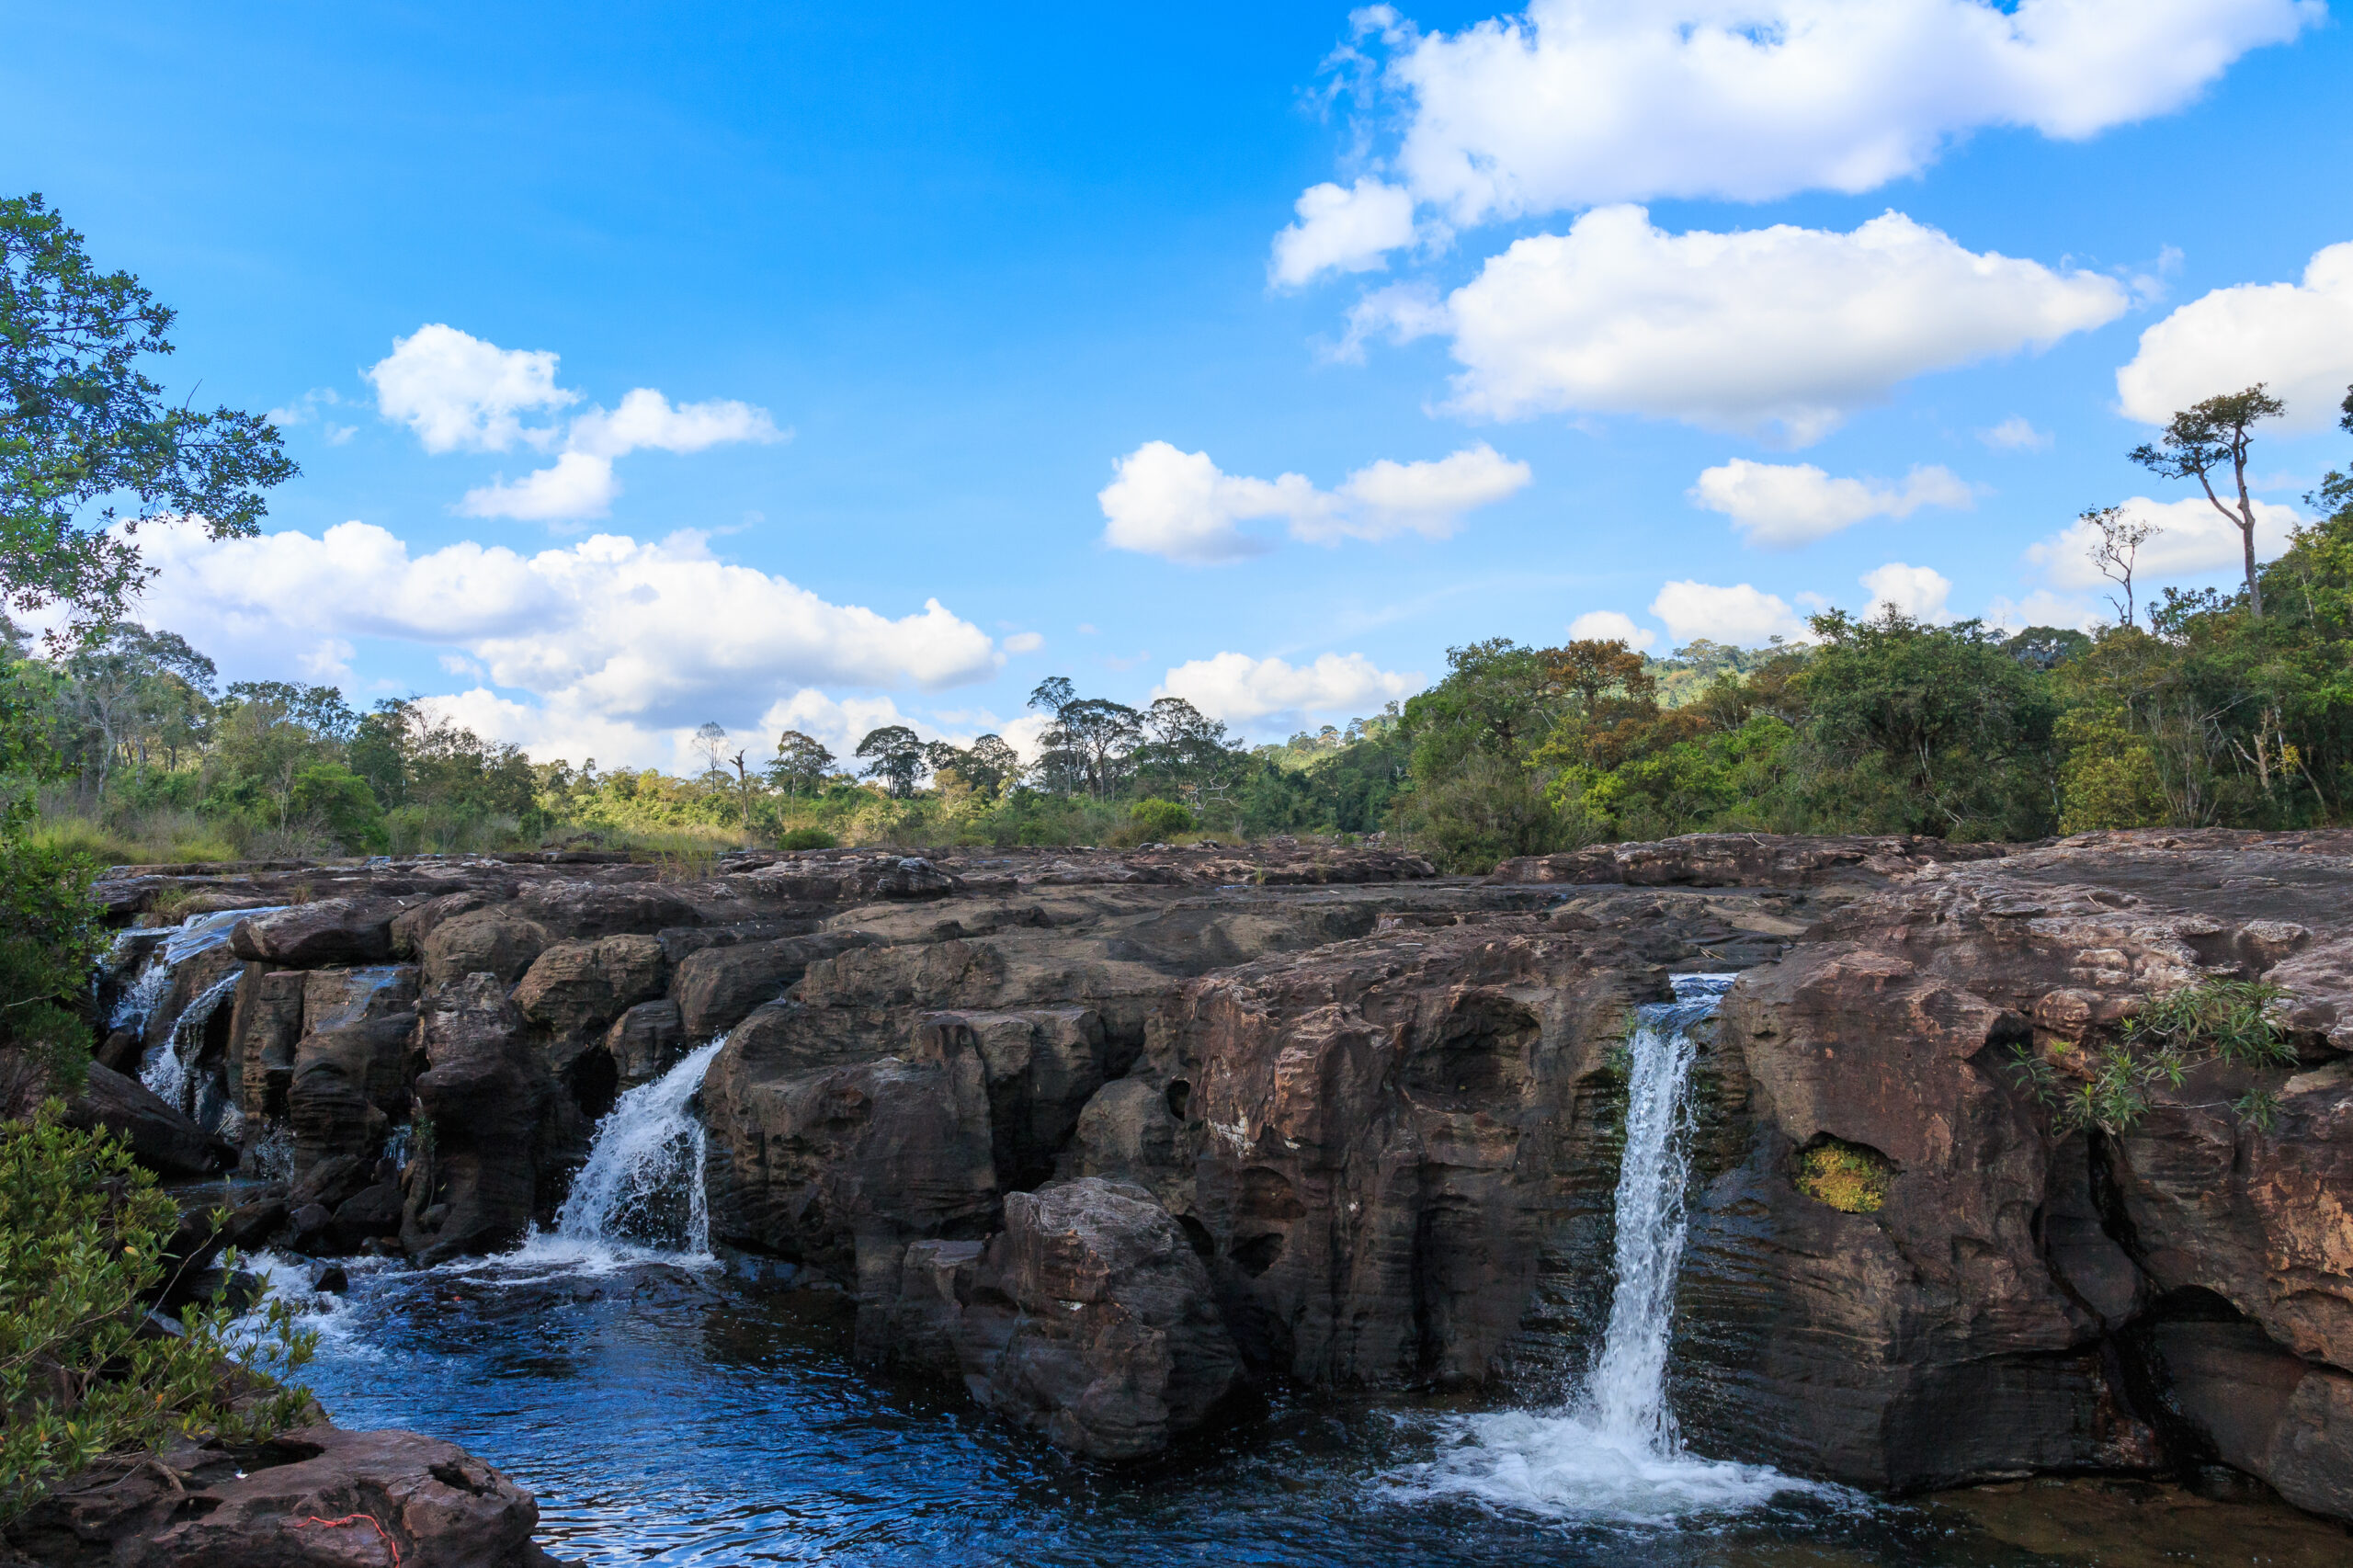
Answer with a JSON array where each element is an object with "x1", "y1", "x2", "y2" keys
[{"x1": 1384, "y1": 972, "x2": 1834, "y2": 1523}]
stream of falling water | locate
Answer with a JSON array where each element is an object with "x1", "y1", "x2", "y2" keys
[
  {"x1": 472, "y1": 1040, "x2": 727, "y2": 1278},
  {"x1": 1386, "y1": 973, "x2": 1828, "y2": 1521}
]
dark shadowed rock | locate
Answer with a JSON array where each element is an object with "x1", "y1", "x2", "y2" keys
[
  {"x1": 2154, "y1": 1319, "x2": 2353, "y2": 1519},
  {"x1": 703, "y1": 1044, "x2": 997, "y2": 1295},
  {"x1": 914, "y1": 1008, "x2": 1109, "y2": 1190},
  {"x1": 880, "y1": 1178, "x2": 1241, "y2": 1459},
  {"x1": 59, "y1": 1062, "x2": 229, "y2": 1176},
  {"x1": 286, "y1": 968, "x2": 419, "y2": 1182},
  {"x1": 230, "y1": 897, "x2": 408, "y2": 967},
  {"x1": 605, "y1": 999, "x2": 686, "y2": 1089},
  {"x1": 227, "y1": 966, "x2": 306, "y2": 1119},
  {"x1": 403, "y1": 972, "x2": 554, "y2": 1262}
]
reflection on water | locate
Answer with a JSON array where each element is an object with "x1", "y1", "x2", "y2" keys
[{"x1": 256, "y1": 1249, "x2": 2345, "y2": 1568}]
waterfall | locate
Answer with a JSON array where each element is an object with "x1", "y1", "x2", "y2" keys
[
  {"x1": 551, "y1": 1040, "x2": 726, "y2": 1257},
  {"x1": 1585, "y1": 971, "x2": 1728, "y2": 1450},
  {"x1": 142, "y1": 971, "x2": 242, "y2": 1113},
  {"x1": 1386, "y1": 971, "x2": 1823, "y2": 1520}
]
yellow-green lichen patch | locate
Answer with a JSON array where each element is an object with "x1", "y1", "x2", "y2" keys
[{"x1": 1796, "y1": 1138, "x2": 1893, "y2": 1213}]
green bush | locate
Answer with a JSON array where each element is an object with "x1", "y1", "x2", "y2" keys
[
  {"x1": 777, "y1": 825, "x2": 838, "y2": 851},
  {"x1": 0, "y1": 1110, "x2": 315, "y2": 1521},
  {"x1": 1127, "y1": 798, "x2": 1195, "y2": 839}
]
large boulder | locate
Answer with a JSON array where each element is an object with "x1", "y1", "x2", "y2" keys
[
  {"x1": 229, "y1": 897, "x2": 408, "y2": 968},
  {"x1": 1676, "y1": 830, "x2": 2353, "y2": 1496},
  {"x1": 403, "y1": 972, "x2": 554, "y2": 1262},
  {"x1": 674, "y1": 930, "x2": 874, "y2": 1039},
  {"x1": 514, "y1": 934, "x2": 667, "y2": 1060},
  {"x1": 419, "y1": 908, "x2": 551, "y2": 989},
  {"x1": 8, "y1": 1424, "x2": 553, "y2": 1567},
  {"x1": 883, "y1": 1178, "x2": 1242, "y2": 1459},
  {"x1": 57, "y1": 1062, "x2": 229, "y2": 1176}
]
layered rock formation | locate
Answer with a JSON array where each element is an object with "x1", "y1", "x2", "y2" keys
[{"x1": 88, "y1": 830, "x2": 2353, "y2": 1517}]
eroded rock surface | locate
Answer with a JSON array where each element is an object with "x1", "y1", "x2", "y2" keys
[{"x1": 85, "y1": 830, "x2": 2353, "y2": 1506}]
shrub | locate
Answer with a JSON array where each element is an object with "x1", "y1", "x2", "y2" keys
[
  {"x1": 1794, "y1": 1138, "x2": 1894, "y2": 1213},
  {"x1": 2126, "y1": 978, "x2": 2294, "y2": 1067},
  {"x1": 0, "y1": 1110, "x2": 315, "y2": 1521},
  {"x1": 778, "y1": 825, "x2": 838, "y2": 851},
  {"x1": 1127, "y1": 798, "x2": 1195, "y2": 840}
]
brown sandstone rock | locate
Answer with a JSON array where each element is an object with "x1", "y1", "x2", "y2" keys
[
  {"x1": 230, "y1": 897, "x2": 409, "y2": 968},
  {"x1": 674, "y1": 930, "x2": 875, "y2": 1038},
  {"x1": 515, "y1": 934, "x2": 667, "y2": 1046},
  {"x1": 56, "y1": 1062, "x2": 228, "y2": 1176},
  {"x1": 419, "y1": 908, "x2": 551, "y2": 988},
  {"x1": 8, "y1": 1425, "x2": 552, "y2": 1568}
]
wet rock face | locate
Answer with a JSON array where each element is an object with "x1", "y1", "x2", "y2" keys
[{"x1": 8, "y1": 1424, "x2": 552, "y2": 1568}]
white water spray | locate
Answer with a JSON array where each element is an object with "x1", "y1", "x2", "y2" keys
[
  {"x1": 1387, "y1": 973, "x2": 1827, "y2": 1521},
  {"x1": 142, "y1": 970, "x2": 242, "y2": 1112},
  {"x1": 551, "y1": 1040, "x2": 726, "y2": 1257}
]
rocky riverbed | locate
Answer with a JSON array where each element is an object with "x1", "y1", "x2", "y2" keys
[{"x1": 26, "y1": 829, "x2": 2353, "y2": 1563}]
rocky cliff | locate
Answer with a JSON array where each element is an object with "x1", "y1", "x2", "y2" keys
[{"x1": 78, "y1": 829, "x2": 2353, "y2": 1517}]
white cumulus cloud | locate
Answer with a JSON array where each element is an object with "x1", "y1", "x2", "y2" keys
[
  {"x1": 1860, "y1": 562, "x2": 1956, "y2": 621},
  {"x1": 1154, "y1": 652, "x2": 1424, "y2": 725},
  {"x1": 2115, "y1": 243, "x2": 2353, "y2": 431},
  {"x1": 1098, "y1": 440, "x2": 1529, "y2": 562},
  {"x1": 367, "y1": 324, "x2": 576, "y2": 453},
  {"x1": 2024, "y1": 494, "x2": 2302, "y2": 590},
  {"x1": 1270, "y1": 178, "x2": 1421, "y2": 287},
  {"x1": 1690, "y1": 458, "x2": 1973, "y2": 547},
  {"x1": 1390, "y1": 205, "x2": 2124, "y2": 443},
  {"x1": 1292, "y1": 0, "x2": 2313, "y2": 272},
  {"x1": 369, "y1": 325, "x2": 783, "y2": 522},
  {"x1": 1650, "y1": 580, "x2": 1811, "y2": 646},
  {"x1": 1565, "y1": 609, "x2": 1656, "y2": 651},
  {"x1": 118, "y1": 519, "x2": 1002, "y2": 742}
]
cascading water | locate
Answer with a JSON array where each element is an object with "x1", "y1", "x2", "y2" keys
[
  {"x1": 1389, "y1": 972, "x2": 1824, "y2": 1521},
  {"x1": 142, "y1": 970, "x2": 242, "y2": 1114},
  {"x1": 545, "y1": 1040, "x2": 726, "y2": 1260}
]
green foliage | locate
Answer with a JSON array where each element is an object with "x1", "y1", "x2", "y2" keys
[
  {"x1": 777, "y1": 825, "x2": 837, "y2": 851},
  {"x1": 0, "y1": 1110, "x2": 316, "y2": 1521},
  {"x1": 1127, "y1": 798, "x2": 1195, "y2": 839},
  {"x1": 1794, "y1": 1139, "x2": 1893, "y2": 1213},
  {"x1": 2126, "y1": 978, "x2": 2294, "y2": 1068},
  {"x1": 0, "y1": 662, "x2": 101, "y2": 1083},
  {"x1": 1, "y1": 194, "x2": 297, "y2": 641}
]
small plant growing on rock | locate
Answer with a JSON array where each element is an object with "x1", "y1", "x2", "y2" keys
[
  {"x1": 2007, "y1": 977, "x2": 2292, "y2": 1137},
  {"x1": 2125, "y1": 978, "x2": 2294, "y2": 1068},
  {"x1": 777, "y1": 826, "x2": 838, "y2": 852},
  {"x1": 1794, "y1": 1138, "x2": 1893, "y2": 1213}
]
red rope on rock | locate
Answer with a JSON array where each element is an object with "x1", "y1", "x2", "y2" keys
[{"x1": 292, "y1": 1512, "x2": 401, "y2": 1566}]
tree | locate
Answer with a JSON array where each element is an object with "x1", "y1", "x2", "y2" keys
[
  {"x1": 691, "y1": 720, "x2": 729, "y2": 780},
  {"x1": 2129, "y1": 385, "x2": 2286, "y2": 618},
  {"x1": 2084, "y1": 505, "x2": 2162, "y2": 629},
  {"x1": 855, "y1": 724, "x2": 926, "y2": 798},
  {"x1": 765, "y1": 729, "x2": 835, "y2": 797},
  {"x1": 1, "y1": 194, "x2": 297, "y2": 642},
  {"x1": 55, "y1": 624, "x2": 215, "y2": 790},
  {"x1": 926, "y1": 733, "x2": 1020, "y2": 802}
]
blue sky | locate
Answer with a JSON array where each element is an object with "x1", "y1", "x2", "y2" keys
[{"x1": 6, "y1": 2, "x2": 2351, "y2": 768}]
